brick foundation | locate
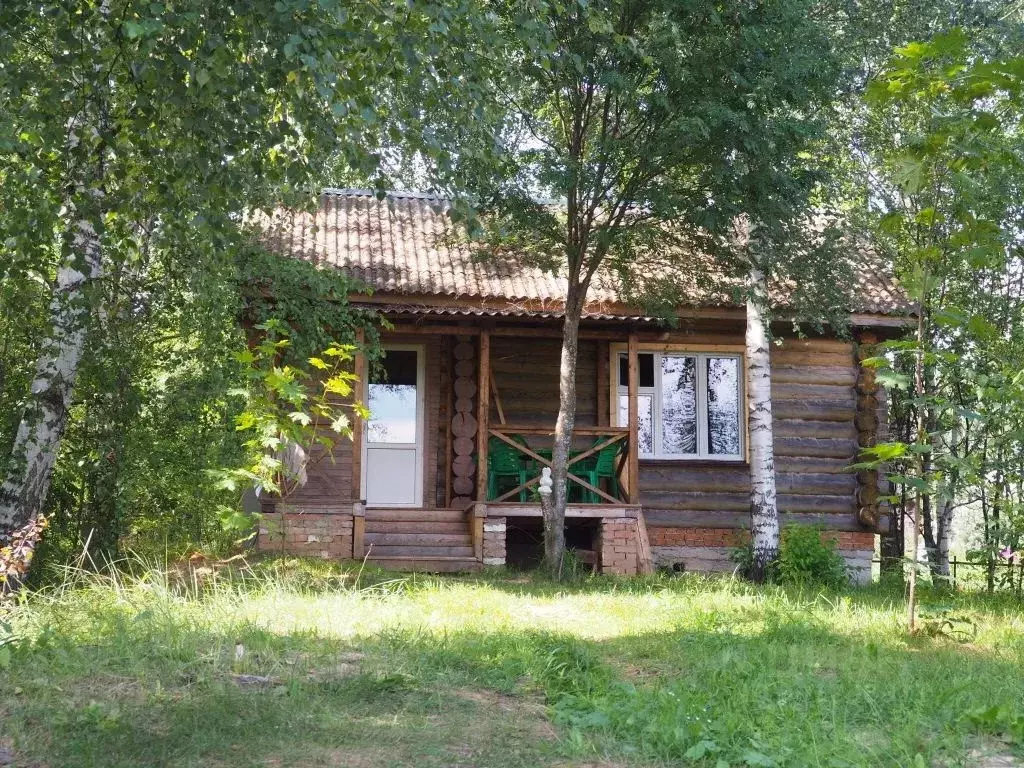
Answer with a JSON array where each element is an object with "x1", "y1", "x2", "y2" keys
[
  {"x1": 257, "y1": 504, "x2": 354, "y2": 559},
  {"x1": 649, "y1": 526, "x2": 876, "y2": 583},
  {"x1": 598, "y1": 518, "x2": 641, "y2": 575},
  {"x1": 483, "y1": 516, "x2": 507, "y2": 566}
]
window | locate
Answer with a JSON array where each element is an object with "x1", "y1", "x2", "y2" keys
[{"x1": 616, "y1": 351, "x2": 744, "y2": 460}]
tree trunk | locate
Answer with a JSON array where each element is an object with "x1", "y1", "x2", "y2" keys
[
  {"x1": 921, "y1": 486, "x2": 938, "y2": 572},
  {"x1": 746, "y1": 260, "x2": 779, "y2": 582},
  {"x1": 0, "y1": 215, "x2": 104, "y2": 542},
  {"x1": 544, "y1": 286, "x2": 585, "y2": 577},
  {"x1": 934, "y1": 497, "x2": 953, "y2": 579},
  {"x1": 908, "y1": 265, "x2": 928, "y2": 632}
]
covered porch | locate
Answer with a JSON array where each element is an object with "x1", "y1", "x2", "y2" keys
[{"x1": 349, "y1": 322, "x2": 651, "y2": 572}]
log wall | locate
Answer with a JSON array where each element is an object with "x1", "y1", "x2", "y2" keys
[
  {"x1": 282, "y1": 334, "x2": 444, "y2": 510},
  {"x1": 490, "y1": 336, "x2": 600, "y2": 426},
  {"x1": 639, "y1": 335, "x2": 871, "y2": 533}
]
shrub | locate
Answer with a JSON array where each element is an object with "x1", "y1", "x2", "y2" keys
[
  {"x1": 732, "y1": 524, "x2": 849, "y2": 588},
  {"x1": 777, "y1": 524, "x2": 848, "y2": 588}
]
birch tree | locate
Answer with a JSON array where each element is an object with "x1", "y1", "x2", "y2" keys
[{"x1": 738, "y1": 221, "x2": 781, "y2": 581}]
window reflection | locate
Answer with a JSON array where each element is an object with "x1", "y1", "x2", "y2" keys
[
  {"x1": 367, "y1": 350, "x2": 418, "y2": 444},
  {"x1": 661, "y1": 356, "x2": 697, "y2": 454},
  {"x1": 706, "y1": 357, "x2": 740, "y2": 455}
]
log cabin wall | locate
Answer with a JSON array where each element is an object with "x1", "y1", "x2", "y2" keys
[
  {"x1": 637, "y1": 332, "x2": 878, "y2": 582},
  {"x1": 489, "y1": 336, "x2": 600, "y2": 426},
  {"x1": 273, "y1": 332, "x2": 445, "y2": 511},
  {"x1": 638, "y1": 336, "x2": 860, "y2": 530}
]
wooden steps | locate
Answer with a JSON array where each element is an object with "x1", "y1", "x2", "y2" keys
[
  {"x1": 367, "y1": 556, "x2": 482, "y2": 573},
  {"x1": 362, "y1": 508, "x2": 481, "y2": 573}
]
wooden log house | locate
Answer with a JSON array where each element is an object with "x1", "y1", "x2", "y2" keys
[{"x1": 252, "y1": 189, "x2": 909, "y2": 580}]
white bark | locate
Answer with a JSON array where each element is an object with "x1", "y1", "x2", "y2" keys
[
  {"x1": 742, "y1": 221, "x2": 779, "y2": 581},
  {"x1": 0, "y1": 217, "x2": 104, "y2": 540}
]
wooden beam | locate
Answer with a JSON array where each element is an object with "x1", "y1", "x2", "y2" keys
[
  {"x1": 489, "y1": 372, "x2": 506, "y2": 426},
  {"x1": 352, "y1": 328, "x2": 367, "y2": 502},
  {"x1": 443, "y1": 336, "x2": 454, "y2": 508},
  {"x1": 627, "y1": 333, "x2": 640, "y2": 504},
  {"x1": 642, "y1": 508, "x2": 890, "y2": 533},
  {"x1": 476, "y1": 330, "x2": 491, "y2": 501},
  {"x1": 635, "y1": 508, "x2": 654, "y2": 574},
  {"x1": 352, "y1": 502, "x2": 365, "y2": 559},
  {"x1": 596, "y1": 341, "x2": 609, "y2": 427},
  {"x1": 486, "y1": 503, "x2": 634, "y2": 518},
  {"x1": 471, "y1": 503, "x2": 486, "y2": 560}
]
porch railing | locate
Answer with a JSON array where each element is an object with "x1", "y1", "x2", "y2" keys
[{"x1": 486, "y1": 426, "x2": 632, "y2": 505}]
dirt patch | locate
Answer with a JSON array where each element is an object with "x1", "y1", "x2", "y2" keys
[
  {"x1": 261, "y1": 749, "x2": 382, "y2": 768},
  {"x1": 0, "y1": 740, "x2": 46, "y2": 768},
  {"x1": 967, "y1": 749, "x2": 1022, "y2": 768},
  {"x1": 619, "y1": 663, "x2": 658, "y2": 681},
  {"x1": 453, "y1": 688, "x2": 558, "y2": 741}
]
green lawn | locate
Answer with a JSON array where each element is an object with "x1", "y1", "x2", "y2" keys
[{"x1": 2, "y1": 560, "x2": 1023, "y2": 768}]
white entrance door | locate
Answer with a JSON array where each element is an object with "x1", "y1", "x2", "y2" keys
[{"x1": 363, "y1": 345, "x2": 425, "y2": 507}]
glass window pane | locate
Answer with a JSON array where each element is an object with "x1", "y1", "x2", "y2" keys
[
  {"x1": 367, "y1": 350, "x2": 418, "y2": 443},
  {"x1": 618, "y1": 353, "x2": 655, "y2": 389},
  {"x1": 618, "y1": 394, "x2": 654, "y2": 455},
  {"x1": 639, "y1": 353, "x2": 655, "y2": 388},
  {"x1": 661, "y1": 356, "x2": 697, "y2": 454},
  {"x1": 706, "y1": 357, "x2": 741, "y2": 455}
]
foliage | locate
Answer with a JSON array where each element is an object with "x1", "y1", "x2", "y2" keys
[
  {"x1": 426, "y1": 0, "x2": 853, "y2": 572},
  {"x1": 776, "y1": 525, "x2": 849, "y2": 589},
  {"x1": 2, "y1": 567, "x2": 1024, "y2": 766},
  {"x1": 857, "y1": 25, "x2": 1024, "y2": 595},
  {"x1": 0, "y1": 516, "x2": 48, "y2": 596},
  {"x1": 15, "y1": 244, "x2": 379, "y2": 573},
  {"x1": 237, "y1": 246, "x2": 383, "y2": 366},
  {"x1": 0, "y1": 0, "x2": 489, "y2": 556},
  {"x1": 216, "y1": 320, "x2": 367, "y2": 532},
  {"x1": 733, "y1": 525, "x2": 848, "y2": 588}
]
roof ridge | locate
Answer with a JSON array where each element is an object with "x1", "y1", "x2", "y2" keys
[{"x1": 321, "y1": 187, "x2": 451, "y2": 202}]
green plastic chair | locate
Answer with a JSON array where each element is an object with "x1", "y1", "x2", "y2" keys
[
  {"x1": 487, "y1": 436, "x2": 530, "y2": 502},
  {"x1": 576, "y1": 439, "x2": 622, "y2": 503}
]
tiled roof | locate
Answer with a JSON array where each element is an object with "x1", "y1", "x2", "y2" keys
[{"x1": 251, "y1": 188, "x2": 909, "y2": 318}]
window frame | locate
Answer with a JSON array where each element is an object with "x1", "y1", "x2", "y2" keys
[{"x1": 611, "y1": 345, "x2": 747, "y2": 463}]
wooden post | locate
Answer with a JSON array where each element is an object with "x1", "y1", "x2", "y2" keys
[
  {"x1": 476, "y1": 330, "x2": 491, "y2": 501},
  {"x1": 471, "y1": 502, "x2": 486, "y2": 560},
  {"x1": 627, "y1": 332, "x2": 640, "y2": 504},
  {"x1": 353, "y1": 328, "x2": 367, "y2": 503},
  {"x1": 443, "y1": 336, "x2": 453, "y2": 507},
  {"x1": 596, "y1": 341, "x2": 609, "y2": 427},
  {"x1": 352, "y1": 502, "x2": 365, "y2": 559}
]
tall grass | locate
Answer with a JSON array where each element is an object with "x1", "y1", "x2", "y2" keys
[{"x1": 2, "y1": 558, "x2": 1024, "y2": 767}]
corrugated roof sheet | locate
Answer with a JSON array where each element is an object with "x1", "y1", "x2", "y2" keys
[{"x1": 251, "y1": 189, "x2": 909, "y2": 318}]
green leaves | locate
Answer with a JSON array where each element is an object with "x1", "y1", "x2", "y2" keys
[{"x1": 218, "y1": 323, "x2": 365, "y2": 529}]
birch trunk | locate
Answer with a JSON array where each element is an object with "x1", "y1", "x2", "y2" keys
[
  {"x1": 745, "y1": 260, "x2": 779, "y2": 582},
  {"x1": 0, "y1": 215, "x2": 104, "y2": 541},
  {"x1": 544, "y1": 286, "x2": 584, "y2": 576},
  {"x1": 908, "y1": 263, "x2": 928, "y2": 632}
]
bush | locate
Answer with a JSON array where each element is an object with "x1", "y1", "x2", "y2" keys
[
  {"x1": 732, "y1": 524, "x2": 849, "y2": 588},
  {"x1": 777, "y1": 524, "x2": 848, "y2": 588}
]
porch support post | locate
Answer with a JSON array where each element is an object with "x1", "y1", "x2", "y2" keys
[
  {"x1": 476, "y1": 330, "x2": 491, "y2": 501},
  {"x1": 352, "y1": 502, "x2": 365, "y2": 559},
  {"x1": 627, "y1": 332, "x2": 640, "y2": 504},
  {"x1": 353, "y1": 328, "x2": 366, "y2": 502}
]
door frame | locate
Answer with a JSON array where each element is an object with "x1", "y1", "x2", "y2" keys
[{"x1": 361, "y1": 343, "x2": 426, "y2": 507}]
